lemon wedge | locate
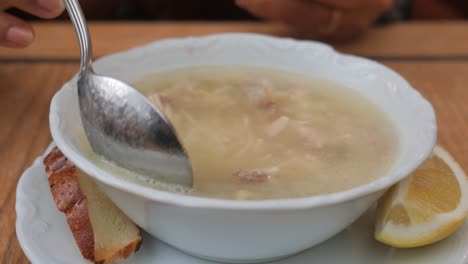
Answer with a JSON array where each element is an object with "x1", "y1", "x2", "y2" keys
[{"x1": 375, "y1": 145, "x2": 468, "y2": 248}]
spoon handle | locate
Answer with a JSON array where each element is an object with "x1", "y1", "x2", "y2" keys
[{"x1": 63, "y1": 0, "x2": 93, "y2": 71}]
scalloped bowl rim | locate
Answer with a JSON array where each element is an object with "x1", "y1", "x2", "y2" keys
[{"x1": 50, "y1": 33, "x2": 437, "y2": 211}]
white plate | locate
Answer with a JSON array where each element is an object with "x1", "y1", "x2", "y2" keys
[{"x1": 16, "y1": 145, "x2": 468, "y2": 264}]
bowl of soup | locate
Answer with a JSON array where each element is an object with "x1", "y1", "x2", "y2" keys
[{"x1": 50, "y1": 34, "x2": 437, "y2": 263}]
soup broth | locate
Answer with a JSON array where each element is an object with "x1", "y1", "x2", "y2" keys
[
  {"x1": 84, "y1": 66, "x2": 399, "y2": 200},
  {"x1": 119, "y1": 66, "x2": 398, "y2": 200}
]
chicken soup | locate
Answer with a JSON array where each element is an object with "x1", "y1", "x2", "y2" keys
[{"x1": 128, "y1": 66, "x2": 398, "y2": 200}]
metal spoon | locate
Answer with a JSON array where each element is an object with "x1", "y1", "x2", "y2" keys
[{"x1": 63, "y1": 0, "x2": 193, "y2": 187}]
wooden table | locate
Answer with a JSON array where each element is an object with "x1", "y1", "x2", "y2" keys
[{"x1": 1, "y1": 21, "x2": 467, "y2": 263}]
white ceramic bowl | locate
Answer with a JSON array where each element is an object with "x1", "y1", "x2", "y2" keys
[{"x1": 50, "y1": 34, "x2": 437, "y2": 263}]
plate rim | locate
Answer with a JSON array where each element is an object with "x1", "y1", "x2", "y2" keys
[
  {"x1": 15, "y1": 143, "x2": 57, "y2": 264},
  {"x1": 15, "y1": 144, "x2": 468, "y2": 264}
]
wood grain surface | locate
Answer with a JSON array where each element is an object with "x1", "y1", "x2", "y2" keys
[
  {"x1": 1, "y1": 22, "x2": 467, "y2": 264},
  {"x1": 2, "y1": 21, "x2": 468, "y2": 60}
]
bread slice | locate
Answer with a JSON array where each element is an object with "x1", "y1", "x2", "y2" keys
[{"x1": 44, "y1": 147, "x2": 142, "y2": 264}]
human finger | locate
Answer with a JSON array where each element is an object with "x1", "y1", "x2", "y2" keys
[
  {"x1": 0, "y1": 11, "x2": 34, "y2": 48},
  {"x1": 311, "y1": 0, "x2": 394, "y2": 10},
  {"x1": 0, "y1": 0, "x2": 64, "y2": 19},
  {"x1": 236, "y1": 0, "x2": 330, "y2": 29}
]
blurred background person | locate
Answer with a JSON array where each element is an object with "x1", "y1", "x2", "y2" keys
[{"x1": 1, "y1": 0, "x2": 467, "y2": 48}]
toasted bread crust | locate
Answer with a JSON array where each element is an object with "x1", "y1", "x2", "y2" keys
[
  {"x1": 44, "y1": 147, "x2": 96, "y2": 262},
  {"x1": 95, "y1": 237, "x2": 142, "y2": 264},
  {"x1": 44, "y1": 147, "x2": 141, "y2": 263},
  {"x1": 66, "y1": 198, "x2": 95, "y2": 261}
]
